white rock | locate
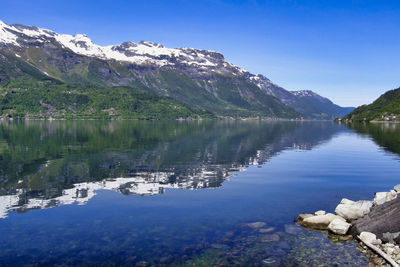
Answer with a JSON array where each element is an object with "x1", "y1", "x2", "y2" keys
[
  {"x1": 297, "y1": 214, "x2": 314, "y2": 222},
  {"x1": 314, "y1": 210, "x2": 326, "y2": 216},
  {"x1": 301, "y1": 213, "x2": 345, "y2": 230},
  {"x1": 374, "y1": 192, "x2": 387, "y2": 205},
  {"x1": 390, "y1": 190, "x2": 397, "y2": 199},
  {"x1": 328, "y1": 218, "x2": 351, "y2": 235},
  {"x1": 340, "y1": 198, "x2": 355, "y2": 205},
  {"x1": 394, "y1": 184, "x2": 400, "y2": 193},
  {"x1": 386, "y1": 247, "x2": 396, "y2": 255},
  {"x1": 360, "y1": 232, "x2": 382, "y2": 245},
  {"x1": 374, "y1": 191, "x2": 397, "y2": 205},
  {"x1": 335, "y1": 198, "x2": 373, "y2": 221}
]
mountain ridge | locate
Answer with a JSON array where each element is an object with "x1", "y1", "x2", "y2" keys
[{"x1": 0, "y1": 20, "x2": 353, "y2": 119}]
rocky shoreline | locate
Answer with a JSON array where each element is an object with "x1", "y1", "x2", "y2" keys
[{"x1": 296, "y1": 185, "x2": 400, "y2": 266}]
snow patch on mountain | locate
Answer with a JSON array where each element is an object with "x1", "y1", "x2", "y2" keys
[
  {"x1": 291, "y1": 90, "x2": 332, "y2": 104},
  {"x1": 291, "y1": 90, "x2": 319, "y2": 97},
  {"x1": 0, "y1": 20, "x2": 19, "y2": 46}
]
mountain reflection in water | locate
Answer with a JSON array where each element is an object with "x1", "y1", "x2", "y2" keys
[
  {"x1": 346, "y1": 122, "x2": 400, "y2": 156},
  {"x1": 0, "y1": 120, "x2": 344, "y2": 218}
]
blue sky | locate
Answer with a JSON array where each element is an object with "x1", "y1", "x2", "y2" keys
[{"x1": 1, "y1": 0, "x2": 399, "y2": 107}]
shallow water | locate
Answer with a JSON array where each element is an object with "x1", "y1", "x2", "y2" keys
[{"x1": 0, "y1": 120, "x2": 399, "y2": 266}]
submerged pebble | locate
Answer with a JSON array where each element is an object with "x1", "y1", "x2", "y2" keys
[
  {"x1": 262, "y1": 256, "x2": 281, "y2": 266},
  {"x1": 261, "y1": 234, "x2": 280, "y2": 243},
  {"x1": 259, "y1": 227, "x2": 275, "y2": 233},
  {"x1": 246, "y1": 222, "x2": 267, "y2": 229}
]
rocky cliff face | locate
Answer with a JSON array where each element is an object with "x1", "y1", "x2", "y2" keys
[{"x1": 0, "y1": 20, "x2": 353, "y2": 118}]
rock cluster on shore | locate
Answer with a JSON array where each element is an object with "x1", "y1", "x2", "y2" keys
[{"x1": 296, "y1": 184, "x2": 400, "y2": 266}]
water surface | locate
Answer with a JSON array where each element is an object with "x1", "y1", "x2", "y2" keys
[{"x1": 0, "y1": 120, "x2": 399, "y2": 266}]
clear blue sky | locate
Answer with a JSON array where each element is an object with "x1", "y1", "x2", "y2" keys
[{"x1": 1, "y1": 0, "x2": 399, "y2": 107}]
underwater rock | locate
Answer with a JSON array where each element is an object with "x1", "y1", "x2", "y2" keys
[
  {"x1": 264, "y1": 247, "x2": 287, "y2": 256},
  {"x1": 277, "y1": 241, "x2": 291, "y2": 250},
  {"x1": 335, "y1": 198, "x2": 372, "y2": 221},
  {"x1": 211, "y1": 243, "x2": 229, "y2": 250},
  {"x1": 262, "y1": 256, "x2": 282, "y2": 266},
  {"x1": 135, "y1": 261, "x2": 150, "y2": 267},
  {"x1": 328, "y1": 218, "x2": 351, "y2": 235},
  {"x1": 261, "y1": 234, "x2": 280, "y2": 242},
  {"x1": 225, "y1": 231, "x2": 234, "y2": 238},
  {"x1": 259, "y1": 227, "x2": 275, "y2": 233},
  {"x1": 246, "y1": 222, "x2": 267, "y2": 229},
  {"x1": 159, "y1": 255, "x2": 174, "y2": 264},
  {"x1": 284, "y1": 224, "x2": 303, "y2": 235}
]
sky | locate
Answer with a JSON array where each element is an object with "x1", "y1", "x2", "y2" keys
[{"x1": 1, "y1": 0, "x2": 399, "y2": 107}]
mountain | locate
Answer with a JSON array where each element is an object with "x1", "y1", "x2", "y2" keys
[
  {"x1": 0, "y1": 20, "x2": 352, "y2": 119},
  {"x1": 289, "y1": 90, "x2": 354, "y2": 119},
  {"x1": 343, "y1": 88, "x2": 400, "y2": 122}
]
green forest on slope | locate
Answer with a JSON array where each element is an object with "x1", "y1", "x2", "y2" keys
[
  {"x1": 343, "y1": 88, "x2": 400, "y2": 122},
  {"x1": 0, "y1": 49, "x2": 299, "y2": 119},
  {"x1": 0, "y1": 52, "x2": 213, "y2": 119}
]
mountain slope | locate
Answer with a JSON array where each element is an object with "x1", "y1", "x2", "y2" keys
[
  {"x1": 0, "y1": 51, "x2": 213, "y2": 119},
  {"x1": 343, "y1": 88, "x2": 400, "y2": 122},
  {"x1": 0, "y1": 20, "x2": 352, "y2": 119},
  {"x1": 289, "y1": 90, "x2": 354, "y2": 119}
]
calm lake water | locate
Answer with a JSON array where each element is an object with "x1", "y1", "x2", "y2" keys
[{"x1": 0, "y1": 120, "x2": 399, "y2": 266}]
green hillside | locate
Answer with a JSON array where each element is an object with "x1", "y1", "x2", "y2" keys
[
  {"x1": 0, "y1": 52, "x2": 213, "y2": 119},
  {"x1": 343, "y1": 88, "x2": 400, "y2": 122},
  {"x1": 0, "y1": 49, "x2": 299, "y2": 119}
]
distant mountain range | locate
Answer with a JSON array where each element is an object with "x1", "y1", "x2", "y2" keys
[
  {"x1": 0, "y1": 20, "x2": 353, "y2": 119},
  {"x1": 343, "y1": 87, "x2": 400, "y2": 122}
]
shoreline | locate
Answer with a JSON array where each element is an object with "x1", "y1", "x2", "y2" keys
[
  {"x1": 296, "y1": 184, "x2": 400, "y2": 266},
  {"x1": 0, "y1": 116, "x2": 337, "y2": 122}
]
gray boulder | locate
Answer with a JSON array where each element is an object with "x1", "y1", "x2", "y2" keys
[{"x1": 350, "y1": 196, "x2": 400, "y2": 240}]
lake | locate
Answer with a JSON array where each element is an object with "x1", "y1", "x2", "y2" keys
[{"x1": 0, "y1": 120, "x2": 399, "y2": 266}]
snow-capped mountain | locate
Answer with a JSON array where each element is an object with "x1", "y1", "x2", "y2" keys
[
  {"x1": 0, "y1": 20, "x2": 353, "y2": 119},
  {"x1": 290, "y1": 90, "x2": 354, "y2": 118},
  {"x1": 292, "y1": 90, "x2": 337, "y2": 102},
  {"x1": 0, "y1": 20, "x2": 244, "y2": 72}
]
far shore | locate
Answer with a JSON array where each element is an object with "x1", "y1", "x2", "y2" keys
[{"x1": 0, "y1": 117, "x2": 336, "y2": 122}]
